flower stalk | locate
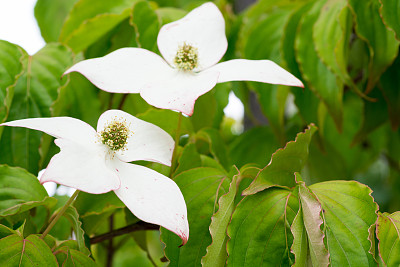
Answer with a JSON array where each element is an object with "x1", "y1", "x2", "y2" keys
[
  {"x1": 169, "y1": 112, "x2": 183, "y2": 178},
  {"x1": 40, "y1": 190, "x2": 80, "y2": 239}
]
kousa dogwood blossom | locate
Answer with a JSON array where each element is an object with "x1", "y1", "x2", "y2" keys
[
  {"x1": 0, "y1": 110, "x2": 189, "y2": 244},
  {"x1": 64, "y1": 2, "x2": 304, "y2": 116}
]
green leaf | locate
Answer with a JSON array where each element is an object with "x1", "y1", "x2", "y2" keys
[
  {"x1": 0, "y1": 41, "x2": 24, "y2": 130},
  {"x1": 379, "y1": 0, "x2": 400, "y2": 41},
  {"x1": 0, "y1": 165, "x2": 56, "y2": 219},
  {"x1": 379, "y1": 54, "x2": 400, "y2": 130},
  {"x1": 202, "y1": 168, "x2": 241, "y2": 267},
  {"x1": 241, "y1": 4, "x2": 295, "y2": 140},
  {"x1": 161, "y1": 167, "x2": 230, "y2": 266},
  {"x1": 376, "y1": 212, "x2": 400, "y2": 266},
  {"x1": 227, "y1": 187, "x2": 299, "y2": 266},
  {"x1": 0, "y1": 44, "x2": 73, "y2": 174},
  {"x1": 352, "y1": 88, "x2": 388, "y2": 144},
  {"x1": 310, "y1": 180, "x2": 378, "y2": 266},
  {"x1": 313, "y1": 0, "x2": 363, "y2": 98},
  {"x1": 136, "y1": 109, "x2": 193, "y2": 137},
  {"x1": 348, "y1": 0, "x2": 399, "y2": 93},
  {"x1": 156, "y1": 7, "x2": 186, "y2": 25},
  {"x1": 296, "y1": 0, "x2": 344, "y2": 131},
  {"x1": 59, "y1": 0, "x2": 139, "y2": 52},
  {"x1": 281, "y1": 2, "x2": 320, "y2": 124},
  {"x1": 308, "y1": 95, "x2": 385, "y2": 181},
  {"x1": 63, "y1": 206, "x2": 90, "y2": 256},
  {"x1": 131, "y1": 1, "x2": 161, "y2": 52},
  {"x1": 74, "y1": 191, "x2": 124, "y2": 235},
  {"x1": 53, "y1": 72, "x2": 102, "y2": 126},
  {"x1": 229, "y1": 126, "x2": 280, "y2": 169},
  {"x1": 243, "y1": 124, "x2": 317, "y2": 195},
  {"x1": 174, "y1": 143, "x2": 202, "y2": 176},
  {"x1": 55, "y1": 248, "x2": 98, "y2": 267},
  {"x1": 34, "y1": 0, "x2": 79, "y2": 42},
  {"x1": 195, "y1": 128, "x2": 231, "y2": 171},
  {"x1": 292, "y1": 175, "x2": 329, "y2": 267},
  {"x1": 0, "y1": 234, "x2": 58, "y2": 266},
  {"x1": 0, "y1": 224, "x2": 18, "y2": 239}
]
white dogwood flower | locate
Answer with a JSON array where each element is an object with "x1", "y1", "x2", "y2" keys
[
  {"x1": 0, "y1": 110, "x2": 189, "y2": 244},
  {"x1": 64, "y1": 2, "x2": 303, "y2": 116}
]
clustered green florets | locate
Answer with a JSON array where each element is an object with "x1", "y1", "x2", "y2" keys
[
  {"x1": 100, "y1": 119, "x2": 131, "y2": 151},
  {"x1": 174, "y1": 43, "x2": 198, "y2": 71}
]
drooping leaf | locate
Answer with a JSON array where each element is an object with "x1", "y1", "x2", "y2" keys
[
  {"x1": 379, "y1": 0, "x2": 400, "y2": 41},
  {"x1": 161, "y1": 167, "x2": 230, "y2": 266},
  {"x1": 227, "y1": 187, "x2": 299, "y2": 266},
  {"x1": 292, "y1": 175, "x2": 329, "y2": 267},
  {"x1": 296, "y1": 0, "x2": 343, "y2": 131},
  {"x1": 310, "y1": 180, "x2": 378, "y2": 266},
  {"x1": 59, "y1": 0, "x2": 139, "y2": 52},
  {"x1": 376, "y1": 211, "x2": 400, "y2": 266},
  {"x1": 202, "y1": 168, "x2": 241, "y2": 267},
  {"x1": 313, "y1": 0, "x2": 360, "y2": 96},
  {"x1": 34, "y1": 0, "x2": 79, "y2": 42},
  {"x1": 379, "y1": 54, "x2": 400, "y2": 130},
  {"x1": 0, "y1": 44, "x2": 73, "y2": 174},
  {"x1": 0, "y1": 41, "x2": 24, "y2": 130},
  {"x1": 0, "y1": 165, "x2": 56, "y2": 222},
  {"x1": 241, "y1": 3, "x2": 297, "y2": 140},
  {"x1": 281, "y1": 2, "x2": 320, "y2": 125},
  {"x1": 243, "y1": 124, "x2": 317, "y2": 195},
  {"x1": 348, "y1": 0, "x2": 399, "y2": 93},
  {"x1": 63, "y1": 205, "x2": 90, "y2": 256},
  {"x1": 130, "y1": 1, "x2": 161, "y2": 52},
  {"x1": 352, "y1": 88, "x2": 388, "y2": 144},
  {"x1": 0, "y1": 234, "x2": 58, "y2": 266}
]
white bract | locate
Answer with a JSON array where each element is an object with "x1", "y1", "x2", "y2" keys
[
  {"x1": 64, "y1": 2, "x2": 304, "y2": 116},
  {"x1": 0, "y1": 110, "x2": 189, "y2": 244}
]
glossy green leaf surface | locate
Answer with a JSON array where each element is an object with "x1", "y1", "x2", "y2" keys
[
  {"x1": 292, "y1": 177, "x2": 329, "y2": 267},
  {"x1": 0, "y1": 234, "x2": 58, "y2": 266},
  {"x1": 161, "y1": 167, "x2": 230, "y2": 266},
  {"x1": 376, "y1": 212, "x2": 400, "y2": 266},
  {"x1": 310, "y1": 181, "x2": 378, "y2": 266},
  {"x1": 228, "y1": 187, "x2": 299, "y2": 266}
]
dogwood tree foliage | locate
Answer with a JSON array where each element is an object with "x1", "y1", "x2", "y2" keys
[{"x1": 0, "y1": 0, "x2": 399, "y2": 266}]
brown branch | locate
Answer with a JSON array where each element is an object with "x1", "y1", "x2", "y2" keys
[
  {"x1": 90, "y1": 221, "x2": 159, "y2": 244},
  {"x1": 118, "y1": 94, "x2": 129, "y2": 110}
]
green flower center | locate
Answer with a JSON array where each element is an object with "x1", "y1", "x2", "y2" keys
[
  {"x1": 174, "y1": 43, "x2": 198, "y2": 71},
  {"x1": 100, "y1": 119, "x2": 131, "y2": 151}
]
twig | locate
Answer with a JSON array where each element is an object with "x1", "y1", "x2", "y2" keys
[{"x1": 90, "y1": 221, "x2": 159, "y2": 244}]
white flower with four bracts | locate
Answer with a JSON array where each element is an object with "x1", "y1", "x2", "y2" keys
[
  {"x1": 0, "y1": 110, "x2": 189, "y2": 244},
  {"x1": 64, "y1": 2, "x2": 304, "y2": 116}
]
